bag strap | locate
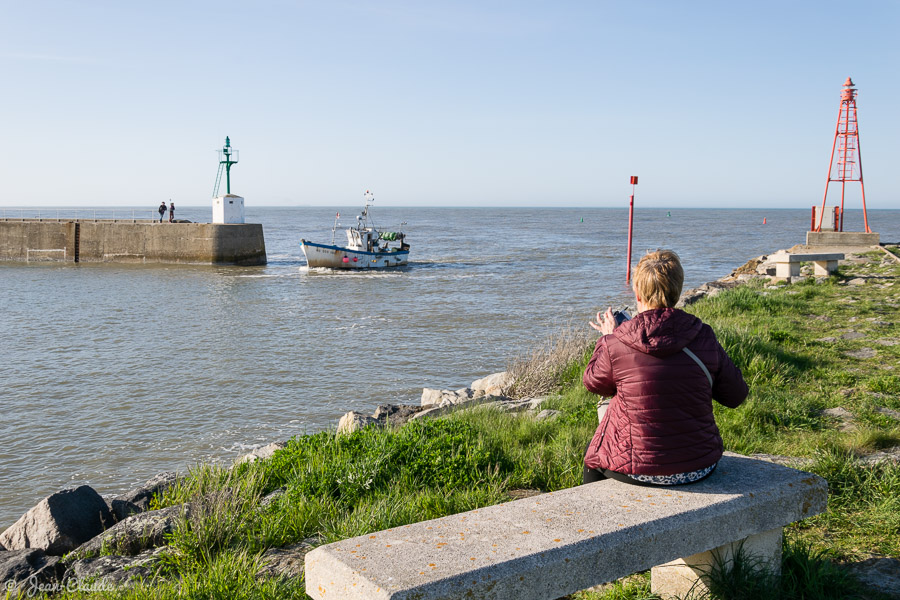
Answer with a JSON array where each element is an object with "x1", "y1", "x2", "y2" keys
[{"x1": 682, "y1": 347, "x2": 713, "y2": 388}]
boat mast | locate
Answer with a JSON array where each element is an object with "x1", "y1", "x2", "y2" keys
[{"x1": 361, "y1": 190, "x2": 374, "y2": 230}]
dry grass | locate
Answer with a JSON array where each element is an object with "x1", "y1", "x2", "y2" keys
[{"x1": 506, "y1": 322, "x2": 595, "y2": 399}]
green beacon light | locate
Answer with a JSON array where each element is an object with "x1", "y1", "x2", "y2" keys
[{"x1": 212, "y1": 136, "x2": 240, "y2": 197}]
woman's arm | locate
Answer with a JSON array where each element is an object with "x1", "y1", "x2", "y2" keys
[
  {"x1": 712, "y1": 341, "x2": 748, "y2": 408},
  {"x1": 583, "y1": 336, "x2": 617, "y2": 397}
]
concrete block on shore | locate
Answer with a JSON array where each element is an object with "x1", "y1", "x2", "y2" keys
[{"x1": 806, "y1": 231, "x2": 880, "y2": 247}]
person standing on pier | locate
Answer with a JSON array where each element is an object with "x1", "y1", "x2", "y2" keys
[
  {"x1": 169, "y1": 201, "x2": 175, "y2": 223},
  {"x1": 158, "y1": 201, "x2": 167, "y2": 222}
]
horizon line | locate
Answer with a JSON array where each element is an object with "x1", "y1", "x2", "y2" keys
[{"x1": 1, "y1": 205, "x2": 896, "y2": 211}]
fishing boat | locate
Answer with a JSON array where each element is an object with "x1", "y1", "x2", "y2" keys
[{"x1": 300, "y1": 191, "x2": 409, "y2": 269}]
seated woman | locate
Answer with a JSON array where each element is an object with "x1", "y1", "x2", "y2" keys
[{"x1": 583, "y1": 250, "x2": 748, "y2": 486}]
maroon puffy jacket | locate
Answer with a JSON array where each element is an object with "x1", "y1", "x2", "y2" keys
[{"x1": 583, "y1": 308, "x2": 748, "y2": 476}]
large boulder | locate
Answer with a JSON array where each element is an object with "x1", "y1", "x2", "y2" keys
[
  {"x1": 337, "y1": 411, "x2": 379, "y2": 435},
  {"x1": 0, "y1": 549, "x2": 64, "y2": 593},
  {"x1": 0, "y1": 486, "x2": 113, "y2": 556},
  {"x1": 470, "y1": 372, "x2": 513, "y2": 397},
  {"x1": 69, "y1": 504, "x2": 192, "y2": 559}
]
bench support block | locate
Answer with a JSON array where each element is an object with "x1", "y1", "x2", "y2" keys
[
  {"x1": 650, "y1": 528, "x2": 782, "y2": 599},
  {"x1": 813, "y1": 260, "x2": 837, "y2": 277}
]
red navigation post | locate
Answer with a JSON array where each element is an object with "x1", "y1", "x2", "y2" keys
[
  {"x1": 816, "y1": 77, "x2": 870, "y2": 233},
  {"x1": 626, "y1": 176, "x2": 638, "y2": 284}
]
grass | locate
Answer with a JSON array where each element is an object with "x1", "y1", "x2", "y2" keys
[{"x1": 50, "y1": 251, "x2": 900, "y2": 599}]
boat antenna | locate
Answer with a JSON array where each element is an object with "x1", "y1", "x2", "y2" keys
[{"x1": 361, "y1": 190, "x2": 375, "y2": 229}]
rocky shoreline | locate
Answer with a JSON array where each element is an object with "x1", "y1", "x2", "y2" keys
[{"x1": 3, "y1": 246, "x2": 900, "y2": 596}]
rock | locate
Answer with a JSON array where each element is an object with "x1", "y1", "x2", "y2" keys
[
  {"x1": 372, "y1": 404, "x2": 423, "y2": 427},
  {"x1": 69, "y1": 504, "x2": 192, "y2": 559},
  {"x1": 847, "y1": 278, "x2": 866, "y2": 286},
  {"x1": 420, "y1": 388, "x2": 473, "y2": 408},
  {"x1": 420, "y1": 388, "x2": 444, "y2": 407},
  {"x1": 845, "y1": 348, "x2": 877, "y2": 359},
  {"x1": 256, "y1": 540, "x2": 315, "y2": 579},
  {"x1": 728, "y1": 255, "x2": 766, "y2": 276},
  {"x1": 260, "y1": 488, "x2": 286, "y2": 509},
  {"x1": 107, "y1": 498, "x2": 141, "y2": 524},
  {"x1": 677, "y1": 280, "x2": 741, "y2": 307},
  {"x1": 843, "y1": 556, "x2": 900, "y2": 597},
  {"x1": 337, "y1": 411, "x2": 378, "y2": 435},
  {"x1": 816, "y1": 337, "x2": 838, "y2": 343},
  {"x1": 860, "y1": 446, "x2": 900, "y2": 465},
  {"x1": 409, "y1": 406, "x2": 447, "y2": 421},
  {"x1": 875, "y1": 339, "x2": 900, "y2": 346},
  {"x1": 821, "y1": 407, "x2": 853, "y2": 419},
  {"x1": 676, "y1": 289, "x2": 707, "y2": 307},
  {"x1": 818, "y1": 407, "x2": 856, "y2": 432},
  {"x1": 65, "y1": 546, "x2": 166, "y2": 588},
  {"x1": 112, "y1": 472, "x2": 178, "y2": 518},
  {"x1": 470, "y1": 372, "x2": 513, "y2": 396},
  {"x1": 867, "y1": 317, "x2": 889, "y2": 323},
  {"x1": 410, "y1": 396, "x2": 495, "y2": 421},
  {"x1": 523, "y1": 397, "x2": 547, "y2": 411},
  {"x1": 489, "y1": 399, "x2": 534, "y2": 413},
  {"x1": 0, "y1": 486, "x2": 114, "y2": 556},
  {"x1": 235, "y1": 442, "x2": 288, "y2": 466},
  {"x1": 534, "y1": 409, "x2": 561, "y2": 421},
  {"x1": 0, "y1": 549, "x2": 64, "y2": 594},
  {"x1": 874, "y1": 407, "x2": 900, "y2": 420},
  {"x1": 840, "y1": 331, "x2": 866, "y2": 340}
]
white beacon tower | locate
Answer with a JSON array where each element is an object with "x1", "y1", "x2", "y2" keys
[{"x1": 212, "y1": 136, "x2": 245, "y2": 224}]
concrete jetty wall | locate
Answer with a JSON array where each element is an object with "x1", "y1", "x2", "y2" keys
[{"x1": 0, "y1": 219, "x2": 266, "y2": 266}]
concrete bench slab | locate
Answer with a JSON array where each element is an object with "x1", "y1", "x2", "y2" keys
[
  {"x1": 305, "y1": 453, "x2": 827, "y2": 600},
  {"x1": 771, "y1": 251, "x2": 845, "y2": 280}
]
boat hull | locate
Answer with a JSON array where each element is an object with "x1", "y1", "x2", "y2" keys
[{"x1": 300, "y1": 240, "x2": 409, "y2": 269}]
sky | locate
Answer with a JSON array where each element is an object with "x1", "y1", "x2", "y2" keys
[{"x1": 1, "y1": 0, "x2": 898, "y2": 208}]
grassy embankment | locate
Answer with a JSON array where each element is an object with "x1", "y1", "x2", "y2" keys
[{"x1": 54, "y1": 249, "x2": 899, "y2": 600}]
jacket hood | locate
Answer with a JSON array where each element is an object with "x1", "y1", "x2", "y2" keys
[{"x1": 613, "y1": 308, "x2": 704, "y2": 357}]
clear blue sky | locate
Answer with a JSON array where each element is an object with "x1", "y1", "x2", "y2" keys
[{"x1": 1, "y1": 1, "x2": 897, "y2": 208}]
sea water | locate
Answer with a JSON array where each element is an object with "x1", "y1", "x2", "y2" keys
[{"x1": 1, "y1": 206, "x2": 898, "y2": 526}]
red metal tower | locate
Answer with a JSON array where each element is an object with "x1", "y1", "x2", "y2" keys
[{"x1": 815, "y1": 77, "x2": 870, "y2": 233}]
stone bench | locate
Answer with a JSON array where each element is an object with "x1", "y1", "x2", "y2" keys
[
  {"x1": 772, "y1": 251, "x2": 845, "y2": 281},
  {"x1": 304, "y1": 454, "x2": 827, "y2": 600}
]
